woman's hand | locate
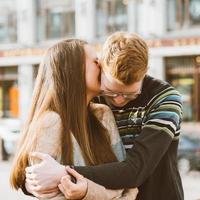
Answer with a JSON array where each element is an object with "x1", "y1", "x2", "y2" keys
[
  {"x1": 58, "y1": 167, "x2": 88, "y2": 199},
  {"x1": 121, "y1": 187, "x2": 139, "y2": 200}
]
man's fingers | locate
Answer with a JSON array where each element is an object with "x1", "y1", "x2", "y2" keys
[
  {"x1": 33, "y1": 191, "x2": 59, "y2": 199},
  {"x1": 26, "y1": 178, "x2": 38, "y2": 185},
  {"x1": 26, "y1": 182, "x2": 46, "y2": 193},
  {"x1": 26, "y1": 178, "x2": 58, "y2": 194},
  {"x1": 37, "y1": 187, "x2": 59, "y2": 194},
  {"x1": 29, "y1": 151, "x2": 50, "y2": 161},
  {"x1": 39, "y1": 191, "x2": 59, "y2": 199},
  {"x1": 26, "y1": 180, "x2": 59, "y2": 194},
  {"x1": 25, "y1": 165, "x2": 37, "y2": 174},
  {"x1": 25, "y1": 162, "x2": 43, "y2": 174},
  {"x1": 26, "y1": 182, "x2": 40, "y2": 192},
  {"x1": 61, "y1": 175, "x2": 75, "y2": 189},
  {"x1": 66, "y1": 166, "x2": 83, "y2": 180},
  {"x1": 30, "y1": 185, "x2": 43, "y2": 192},
  {"x1": 26, "y1": 172, "x2": 37, "y2": 180}
]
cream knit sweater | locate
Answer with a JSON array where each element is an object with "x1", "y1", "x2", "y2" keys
[{"x1": 29, "y1": 103, "x2": 138, "y2": 200}]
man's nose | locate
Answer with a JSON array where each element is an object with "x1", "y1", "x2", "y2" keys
[{"x1": 113, "y1": 95, "x2": 126, "y2": 104}]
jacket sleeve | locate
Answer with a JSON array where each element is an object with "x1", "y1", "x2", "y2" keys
[
  {"x1": 83, "y1": 179, "x2": 138, "y2": 200},
  {"x1": 74, "y1": 90, "x2": 183, "y2": 189}
]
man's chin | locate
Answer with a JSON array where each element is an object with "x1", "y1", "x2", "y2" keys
[
  {"x1": 106, "y1": 99, "x2": 129, "y2": 108},
  {"x1": 112, "y1": 102, "x2": 128, "y2": 107}
]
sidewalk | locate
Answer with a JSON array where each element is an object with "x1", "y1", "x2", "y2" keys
[
  {"x1": 1, "y1": 159, "x2": 200, "y2": 200},
  {"x1": 0, "y1": 160, "x2": 36, "y2": 200}
]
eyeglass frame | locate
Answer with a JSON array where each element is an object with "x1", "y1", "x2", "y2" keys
[
  {"x1": 100, "y1": 70, "x2": 144, "y2": 100},
  {"x1": 100, "y1": 89, "x2": 142, "y2": 100},
  {"x1": 100, "y1": 79, "x2": 143, "y2": 100}
]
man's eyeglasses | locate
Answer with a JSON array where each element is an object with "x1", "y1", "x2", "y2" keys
[{"x1": 100, "y1": 90, "x2": 141, "y2": 100}]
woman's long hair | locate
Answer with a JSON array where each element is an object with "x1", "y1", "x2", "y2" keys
[{"x1": 10, "y1": 39, "x2": 117, "y2": 190}]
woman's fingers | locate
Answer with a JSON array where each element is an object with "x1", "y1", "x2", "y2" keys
[
  {"x1": 126, "y1": 188, "x2": 139, "y2": 199},
  {"x1": 58, "y1": 184, "x2": 65, "y2": 194}
]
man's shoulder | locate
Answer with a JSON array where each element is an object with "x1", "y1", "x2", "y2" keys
[
  {"x1": 119, "y1": 76, "x2": 174, "y2": 109},
  {"x1": 145, "y1": 75, "x2": 181, "y2": 99},
  {"x1": 140, "y1": 75, "x2": 181, "y2": 104},
  {"x1": 143, "y1": 75, "x2": 171, "y2": 94}
]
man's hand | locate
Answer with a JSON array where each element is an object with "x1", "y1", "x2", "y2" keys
[
  {"x1": 58, "y1": 166, "x2": 88, "y2": 199},
  {"x1": 25, "y1": 181, "x2": 60, "y2": 199},
  {"x1": 25, "y1": 152, "x2": 67, "y2": 192}
]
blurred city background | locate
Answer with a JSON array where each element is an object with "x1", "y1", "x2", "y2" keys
[{"x1": 0, "y1": 0, "x2": 200, "y2": 199}]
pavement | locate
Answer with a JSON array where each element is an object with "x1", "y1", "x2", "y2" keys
[
  {"x1": 0, "y1": 159, "x2": 200, "y2": 200},
  {"x1": 182, "y1": 171, "x2": 200, "y2": 200},
  {"x1": 0, "y1": 160, "x2": 36, "y2": 200}
]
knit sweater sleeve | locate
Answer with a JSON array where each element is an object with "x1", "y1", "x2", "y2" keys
[
  {"x1": 82, "y1": 179, "x2": 138, "y2": 200},
  {"x1": 81, "y1": 104, "x2": 138, "y2": 200},
  {"x1": 21, "y1": 112, "x2": 65, "y2": 200},
  {"x1": 28, "y1": 111, "x2": 62, "y2": 165},
  {"x1": 74, "y1": 89, "x2": 183, "y2": 189}
]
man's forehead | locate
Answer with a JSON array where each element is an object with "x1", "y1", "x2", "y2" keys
[
  {"x1": 101, "y1": 72, "x2": 142, "y2": 93},
  {"x1": 102, "y1": 71, "x2": 124, "y2": 86}
]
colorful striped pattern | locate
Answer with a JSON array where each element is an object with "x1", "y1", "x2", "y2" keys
[
  {"x1": 143, "y1": 87, "x2": 182, "y2": 139},
  {"x1": 94, "y1": 76, "x2": 183, "y2": 150}
]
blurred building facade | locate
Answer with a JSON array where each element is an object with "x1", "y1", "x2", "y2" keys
[{"x1": 0, "y1": 0, "x2": 200, "y2": 127}]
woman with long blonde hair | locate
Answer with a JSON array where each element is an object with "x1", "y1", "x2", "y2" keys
[{"x1": 10, "y1": 39, "x2": 138, "y2": 199}]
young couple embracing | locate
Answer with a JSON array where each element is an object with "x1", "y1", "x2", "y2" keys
[{"x1": 10, "y1": 32, "x2": 184, "y2": 200}]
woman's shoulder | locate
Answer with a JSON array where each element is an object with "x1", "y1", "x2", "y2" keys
[
  {"x1": 29, "y1": 111, "x2": 61, "y2": 134},
  {"x1": 90, "y1": 104, "x2": 123, "y2": 153},
  {"x1": 29, "y1": 111, "x2": 62, "y2": 162},
  {"x1": 39, "y1": 111, "x2": 61, "y2": 128},
  {"x1": 90, "y1": 103, "x2": 113, "y2": 121}
]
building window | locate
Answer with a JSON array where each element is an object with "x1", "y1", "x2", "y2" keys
[
  {"x1": 190, "y1": 0, "x2": 200, "y2": 25},
  {"x1": 167, "y1": 0, "x2": 200, "y2": 31},
  {"x1": 166, "y1": 56, "x2": 200, "y2": 122},
  {"x1": 96, "y1": 0, "x2": 128, "y2": 38},
  {"x1": 36, "y1": 0, "x2": 75, "y2": 41},
  {"x1": 0, "y1": 0, "x2": 17, "y2": 43},
  {"x1": 0, "y1": 66, "x2": 18, "y2": 118}
]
